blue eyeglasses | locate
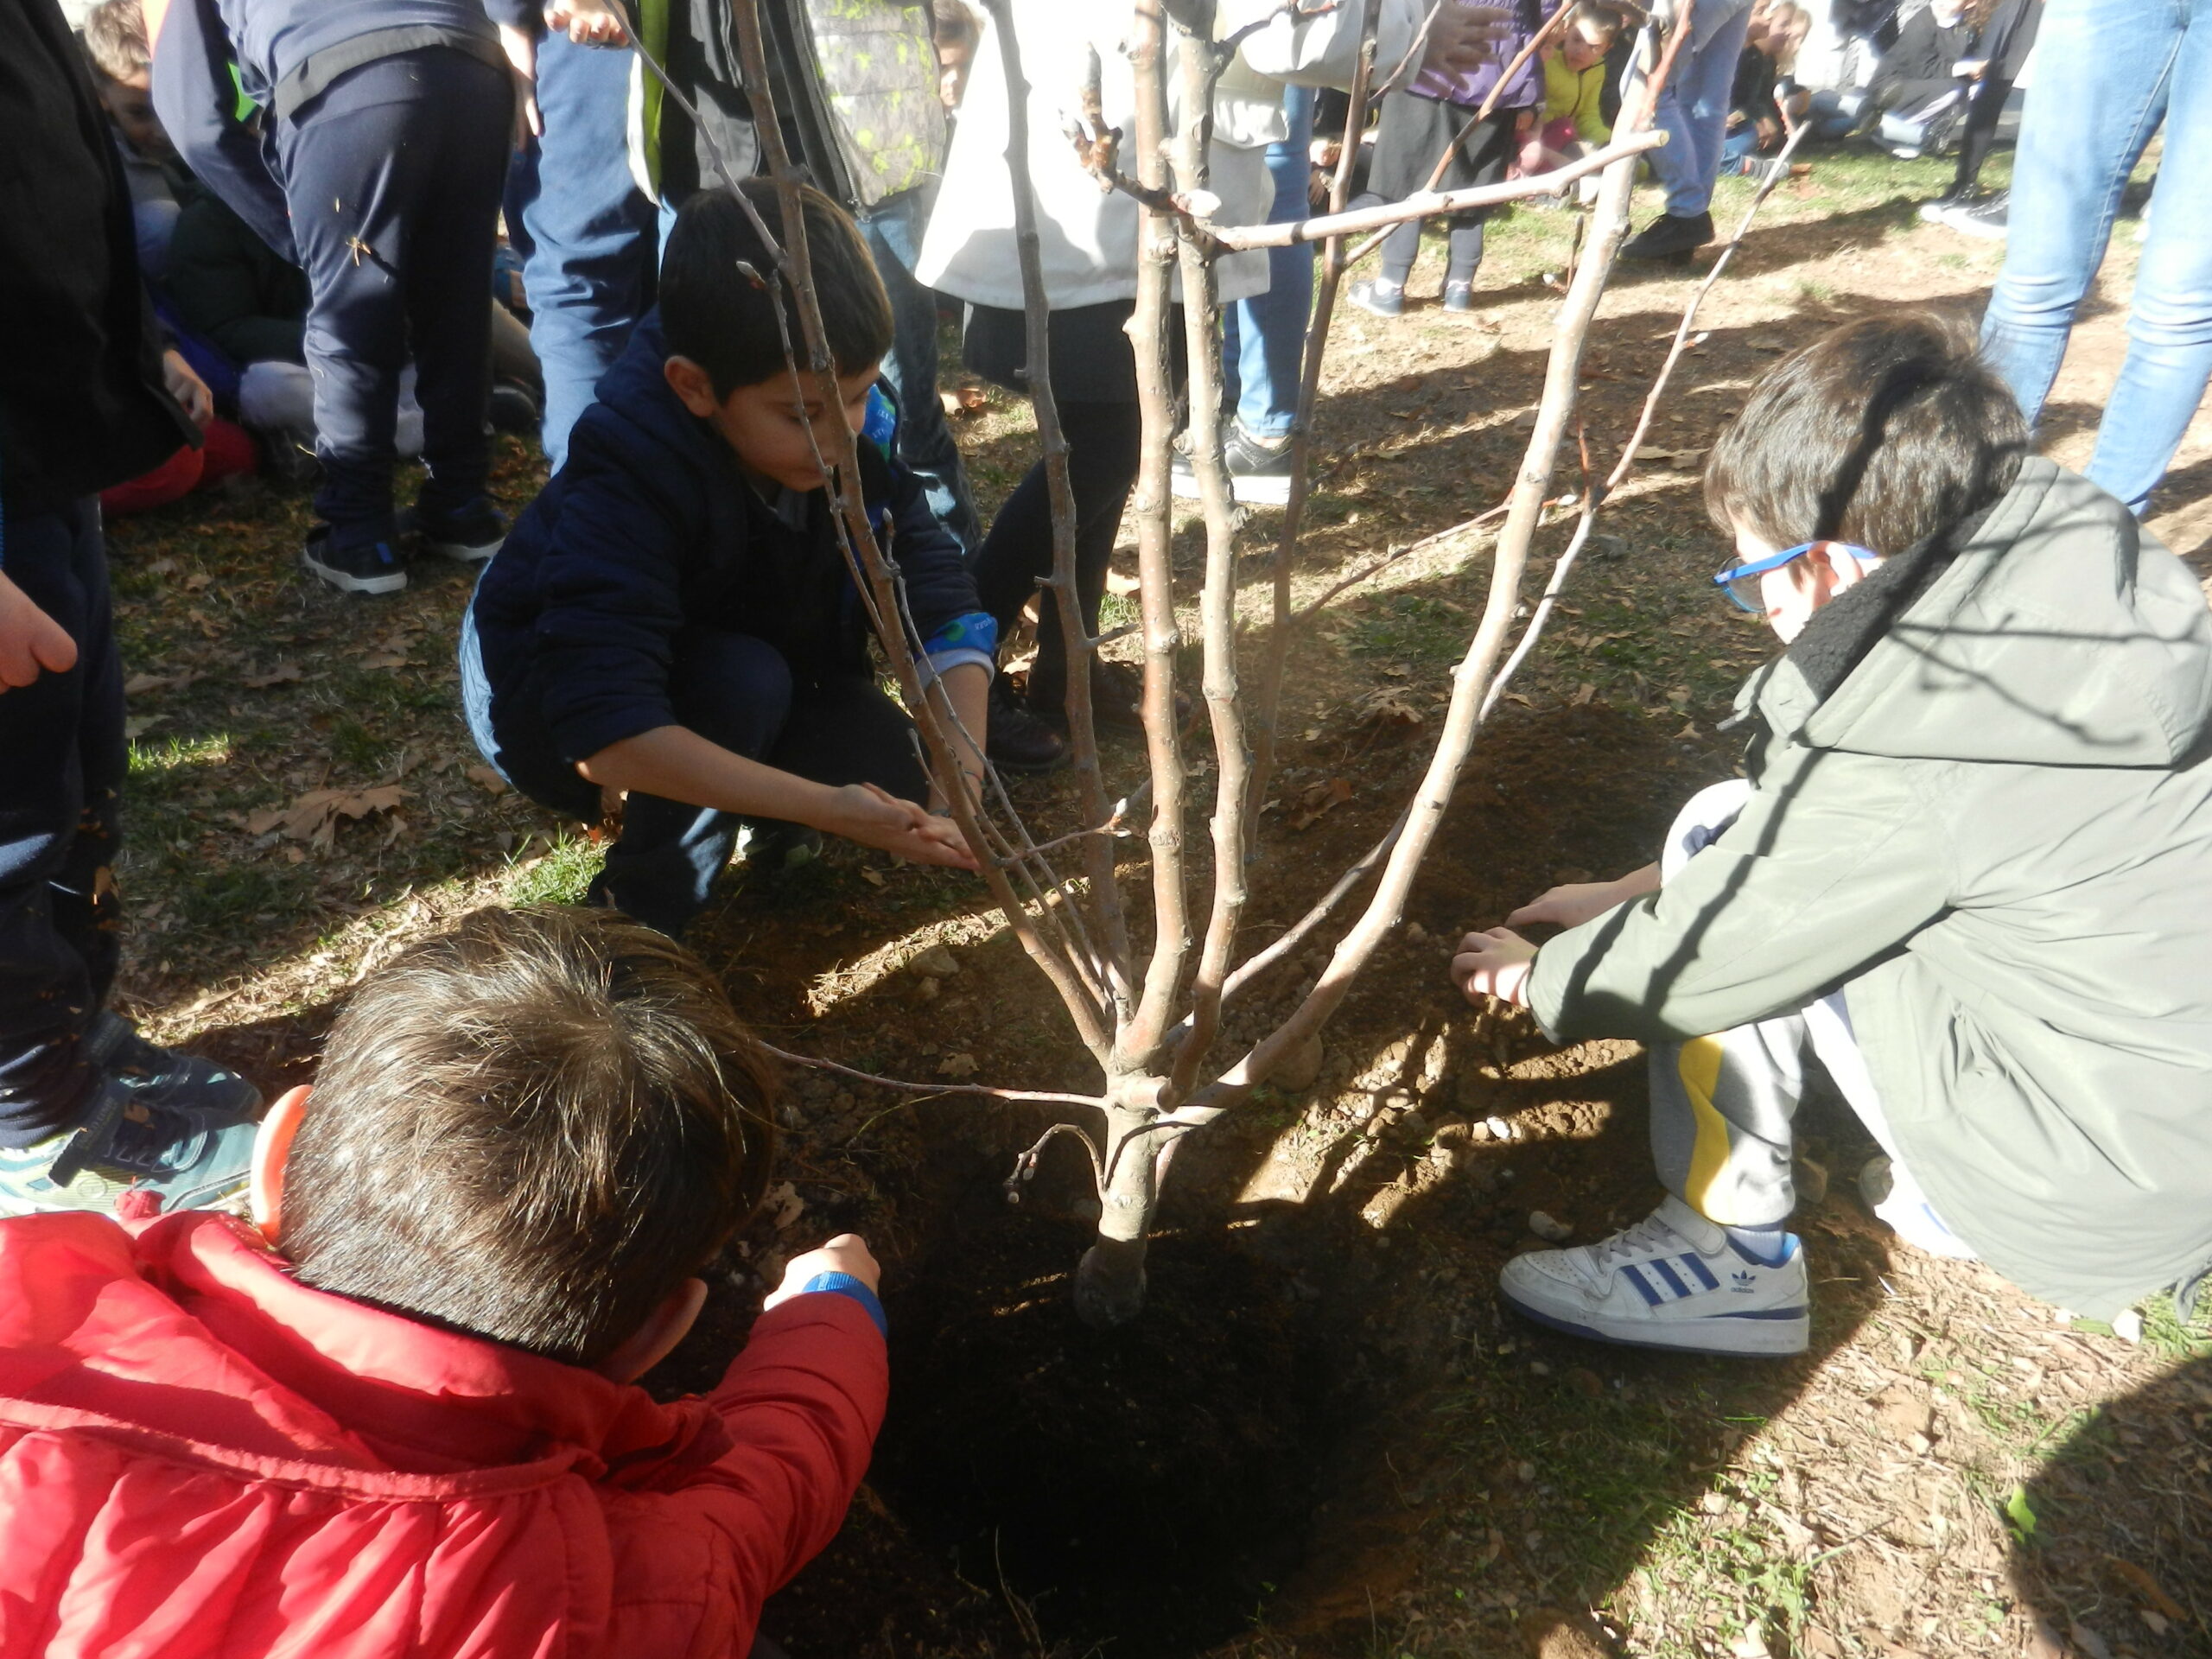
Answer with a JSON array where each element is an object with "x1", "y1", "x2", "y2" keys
[{"x1": 1712, "y1": 540, "x2": 1880, "y2": 612}]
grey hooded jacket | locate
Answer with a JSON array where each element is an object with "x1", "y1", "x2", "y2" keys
[{"x1": 1529, "y1": 459, "x2": 2212, "y2": 1321}]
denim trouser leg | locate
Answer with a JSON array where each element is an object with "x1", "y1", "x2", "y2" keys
[
  {"x1": 1980, "y1": 0, "x2": 2212, "y2": 514},
  {"x1": 2085, "y1": 2, "x2": 2212, "y2": 512},
  {"x1": 1648, "y1": 0, "x2": 1756, "y2": 218},
  {"x1": 1224, "y1": 86, "x2": 1318, "y2": 442},
  {"x1": 0, "y1": 500, "x2": 124, "y2": 1144},
  {"x1": 514, "y1": 33, "x2": 661, "y2": 473},
  {"x1": 863, "y1": 194, "x2": 984, "y2": 554}
]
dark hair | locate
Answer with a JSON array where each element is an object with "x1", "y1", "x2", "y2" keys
[
  {"x1": 82, "y1": 0, "x2": 150, "y2": 81},
  {"x1": 1704, "y1": 311, "x2": 2029, "y2": 555},
  {"x1": 283, "y1": 906, "x2": 779, "y2": 1368},
  {"x1": 659, "y1": 180, "x2": 894, "y2": 397}
]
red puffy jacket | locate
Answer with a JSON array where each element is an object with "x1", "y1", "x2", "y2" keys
[{"x1": 0, "y1": 1210, "x2": 888, "y2": 1658}]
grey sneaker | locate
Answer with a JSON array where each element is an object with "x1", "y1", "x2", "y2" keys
[
  {"x1": 1346, "y1": 276, "x2": 1406, "y2": 318},
  {"x1": 0, "y1": 1077, "x2": 259, "y2": 1218},
  {"x1": 1172, "y1": 421, "x2": 1299, "y2": 506},
  {"x1": 302, "y1": 525, "x2": 406, "y2": 596}
]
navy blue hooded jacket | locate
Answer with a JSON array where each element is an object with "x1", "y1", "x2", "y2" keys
[
  {"x1": 469, "y1": 311, "x2": 982, "y2": 767},
  {"x1": 152, "y1": 0, "x2": 531, "y2": 260}
]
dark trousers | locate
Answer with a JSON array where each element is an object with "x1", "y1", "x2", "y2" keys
[
  {"x1": 0, "y1": 500, "x2": 123, "y2": 1144},
  {"x1": 969, "y1": 399, "x2": 1142, "y2": 702},
  {"x1": 1949, "y1": 75, "x2": 2016, "y2": 195},
  {"x1": 462, "y1": 618, "x2": 926, "y2": 936},
  {"x1": 506, "y1": 32, "x2": 661, "y2": 472},
  {"x1": 276, "y1": 48, "x2": 512, "y2": 543}
]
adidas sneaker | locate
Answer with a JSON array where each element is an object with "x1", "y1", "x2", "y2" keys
[{"x1": 1497, "y1": 1194, "x2": 1809, "y2": 1357}]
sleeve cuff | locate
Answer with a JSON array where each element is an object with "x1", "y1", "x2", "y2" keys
[
  {"x1": 918, "y1": 646, "x2": 995, "y2": 685},
  {"x1": 799, "y1": 1272, "x2": 887, "y2": 1338}
]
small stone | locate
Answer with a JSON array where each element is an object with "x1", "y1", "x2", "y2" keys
[
  {"x1": 1485, "y1": 1116, "x2": 1512, "y2": 1140},
  {"x1": 1405, "y1": 920, "x2": 1429, "y2": 944},
  {"x1": 1529, "y1": 1210, "x2": 1573, "y2": 1243},
  {"x1": 915, "y1": 976, "x2": 941, "y2": 1001},
  {"x1": 912, "y1": 944, "x2": 960, "y2": 978},
  {"x1": 2113, "y1": 1308, "x2": 2145, "y2": 1344},
  {"x1": 1794, "y1": 1153, "x2": 1830, "y2": 1206},
  {"x1": 1271, "y1": 1032, "x2": 1325, "y2": 1091}
]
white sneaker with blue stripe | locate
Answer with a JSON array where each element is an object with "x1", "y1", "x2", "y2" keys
[{"x1": 1497, "y1": 1195, "x2": 1809, "y2": 1357}]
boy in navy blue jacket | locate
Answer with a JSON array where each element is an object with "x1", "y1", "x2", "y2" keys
[
  {"x1": 150, "y1": 0, "x2": 525, "y2": 594},
  {"x1": 462, "y1": 183, "x2": 992, "y2": 937}
]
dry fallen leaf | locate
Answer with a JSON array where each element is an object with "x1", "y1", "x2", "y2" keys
[
  {"x1": 246, "y1": 785, "x2": 410, "y2": 851},
  {"x1": 766, "y1": 1180, "x2": 804, "y2": 1230},
  {"x1": 2106, "y1": 1557, "x2": 2186, "y2": 1621},
  {"x1": 358, "y1": 652, "x2": 409, "y2": 671},
  {"x1": 243, "y1": 663, "x2": 303, "y2": 689},
  {"x1": 463, "y1": 763, "x2": 509, "y2": 796},
  {"x1": 937, "y1": 1052, "x2": 979, "y2": 1079},
  {"x1": 1288, "y1": 776, "x2": 1353, "y2": 831},
  {"x1": 124, "y1": 671, "x2": 195, "y2": 696}
]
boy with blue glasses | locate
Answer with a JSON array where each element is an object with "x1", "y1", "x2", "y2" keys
[{"x1": 1450, "y1": 312, "x2": 2212, "y2": 1356}]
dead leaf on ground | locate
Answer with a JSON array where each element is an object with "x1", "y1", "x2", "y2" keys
[
  {"x1": 1633, "y1": 445, "x2": 1707, "y2": 467},
  {"x1": 243, "y1": 663, "x2": 303, "y2": 689},
  {"x1": 357, "y1": 651, "x2": 410, "y2": 671},
  {"x1": 1748, "y1": 336, "x2": 1789, "y2": 353},
  {"x1": 766, "y1": 1181, "x2": 805, "y2": 1230},
  {"x1": 245, "y1": 785, "x2": 409, "y2": 852},
  {"x1": 2105, "y1": 1557, "x2": 2186, "y2": 1621},
  {"x1": 124, "y1": 671, "x2": 200, "y2": 696},
  {"x1": 937, "y1": 1052, "x2": 979, "y2": 1079},
  {"x1": 1288, "y1": 776, "x2": 1354, "y2": 830},
  {"x1": 463, "y1": 763, "x2": 509, "y2": 796},
  {"x1": 123, "y1": 715, "x2": 162, "y2": 741}
]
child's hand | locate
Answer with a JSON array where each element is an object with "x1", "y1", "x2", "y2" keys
[
  {"x1": 828, "y1": 782, "x2": 980, "y2": 871},
  {"x1": 544, "y1": 0, "x2": 630, "y2": 46},
  {"x1": 764, "y1": 1233, "x2": 880, "y2": 1311},
  {"x1": 1450, "y1": 926, "x2": 1537, "y2": 1008},
  {"x1": 162, "y1": 350, "x2": 213, "y2": 430},
  {"x1": 1508, "y1": 881, "x2": 1627, "y2": 931},
  {"x1": 0, "y1": 571, "x2": 76, "y2": 691}
]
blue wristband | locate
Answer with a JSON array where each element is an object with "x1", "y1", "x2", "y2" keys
[{"x1": 799, "y1": 1271, "x2": 887, "y2": 1338}]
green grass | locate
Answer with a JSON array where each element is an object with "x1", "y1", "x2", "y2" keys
[{"x1": 501, "y1": 830, "x2": 603, "y2": 908}]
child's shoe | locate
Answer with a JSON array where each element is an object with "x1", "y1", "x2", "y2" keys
[
  {"x1": 1345, "y1": 276, "x2": 1405, "y2": 318},
  {"x1": 1619, "y1": 210, "x2": 1714, "y2": 262},
  {"x1": 409, "y1": 496, "x2": 509, "y2": 564},
  {"x1": 302, "y1": 524, "x2": 406, "y2": 596},
  {"x1": 984, "y1": 677, "x2": 1068, "y2": 773},
  {"x1": 85, "y1": 1010, "x2": 261, "y2": 1120},
  {"x1": 1172, "y1": 421, "x2": 1300, "y2": 506},
  {"x1": 0, "y1": 1076, "x2": 260, "y2": 1218},
  {"x1": 1497, "y1": 1195, "x2": 1809, "y2": 1357},
  {"x1": 1442, "y1": 279, "x2": 1478, "y2": 314}
]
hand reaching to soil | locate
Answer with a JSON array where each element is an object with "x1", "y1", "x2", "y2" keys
[
  {"x1": 766, "y1": 1234, "x2": 881, "y2": 1311},
  {"x1": 1505, "y1": 861, "x2": 1661, "y2": 931},
  {"x1": 1451, "y1": 926, "x2": 1537, "y2": 1009}
]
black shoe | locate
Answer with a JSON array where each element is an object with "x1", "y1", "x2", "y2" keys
[
  {"x1": 740, "y1": 821, "x2": 823, "y2": 871},
  {"x1": 405, "y1": 495, "x2": 508, "y2": 564},
  {"x1": 1937, "y1": 191, "x2": 2008, "y2": 241},
  {"x1": 985, "y1": 676, "x2": 1069, "y2": 772},
  {"x1": 85, "y1": 1011, "x2": 262, "y2": 1121},
  {"x1": 1172, "y1": 421, "x2": 1300, "y2": 507},
  {"x1": 489, "y1": 380, "x2": 542, "y2": 435},
  {"x1": 1345, "y1": 276, "x2": 1405, "y2": 318},
  {"x1": 302, "y1": 524, "x2": 406, "y2": 595},
  {"x1": 1030, "y1": 657, "x2": 1186, "y2": 735},
  {"x1": 1619, "y1": 210, "x2": 1714, "y2": 262}
]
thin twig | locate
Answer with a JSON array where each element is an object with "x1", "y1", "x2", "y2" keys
[
  {"x1": 758, "y1": 1041, "x2": 1109, "y2": 1109},
  {"x1": 1419, "y1": 1, "x2": 1580, "y2": 194}
]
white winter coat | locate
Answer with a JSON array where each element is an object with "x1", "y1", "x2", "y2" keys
[{"x1": 916, "y1": 0, "x2": 1423, "y2": 309}]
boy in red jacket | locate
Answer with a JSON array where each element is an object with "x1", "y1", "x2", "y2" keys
[{"x1": 0, "y1": 904, "x2": 888, "y2": 1659}]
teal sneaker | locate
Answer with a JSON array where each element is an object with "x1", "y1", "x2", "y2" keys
[
  {"x1": 0, "y1": 1078, "x2": 260, "y2": 1218},
  {"x1": 86, "y1": 1011, "x2": 262, "y2": 1119}
]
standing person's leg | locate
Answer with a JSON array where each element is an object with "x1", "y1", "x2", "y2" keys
[
  {"x1": 516, "y1": 32, "x2": 661, "y2": 472},
  {"x1": 2083, "y1": 1, "x2": 2212, "y2": 516},
  {"x1": 0, "y1": 500, "x2": 257, "y2": 1216},
  {"x1": 1979, "y1": 0, "x2": 2177, "y2": 430},
  {"x1": 276, "y1": 59, "x2": 436, "y2": 592},
  {"x1": 396, "y1": 54, "x2": 515, "y2": 555},
  {"x1": 861, "y1": 191, "x2": 984, "y2": 555},
  {"x1": 1232, "y1": 85, "x2": 1319, "y2": 445},
  {"x1": 1624, "y1": 0, "x2": 1755, "y2": 257}
]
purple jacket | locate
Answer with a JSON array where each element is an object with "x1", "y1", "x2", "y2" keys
[{"x1": 1405, "y1": 0, "x2": 1558, "y2": 110}]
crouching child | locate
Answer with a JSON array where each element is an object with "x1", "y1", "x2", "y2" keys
[
  {"x1": 0, "y1": 905, "x2": 888, "y2": 1656},
  {"x1": 463, "y1": 181, "x2": 992, "y2": 938},
  {"x1": 1451, "y1": 313, "x2": 2212, "y2": 1355}
]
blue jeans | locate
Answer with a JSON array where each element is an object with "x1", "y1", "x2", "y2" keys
[
  {"x1": 862, "y1": 192, "x2": 983, "y2": 553},
  {"x1": 460, "y1": 608, "x2": 925, "y2": 937},
  {"x1": 508, "y1": 34, "x2": 662, "y2": 473},
  {"x1": 0, "y1": 500, "x2": 122, "y2": 1141},
  {"x1": 1980, "y1": 0, "x2": 2212, "y2": 516},
  {"x1": 1647, "y1": 0, "x2": 1757, "y2": 218},
  {"x1": 1222, "y1": 86, "x2": 1317, "y2": 441}
]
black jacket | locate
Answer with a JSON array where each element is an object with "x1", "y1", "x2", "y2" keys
[
  {"x1": 1867, "y1": 7, "x2": 1978, "y2": 118},
  {"x1": 469, "y1": 312, "x2": 979, "y2": 765},
  {"x1": 165, "y1": 187, "x2": 312, "y2": 367},
  {"x1": 0, "y1": 0, "x2": 195, "y2": 517}
]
